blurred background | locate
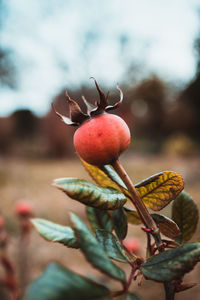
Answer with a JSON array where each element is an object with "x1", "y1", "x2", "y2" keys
[
  {"x1": 0, "y1": 0, "x2": 200, "y2": 299},
  {"x1": 1, "y1": 0, "x2": 200, "y2": 157}
]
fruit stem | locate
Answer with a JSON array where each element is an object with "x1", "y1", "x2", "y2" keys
[
  {"x1": 112, "y1": 159, "x2": 174, "y2": 299},
  {"x1": 111, "y1": 160, "x2": 161, "y2": 243}
]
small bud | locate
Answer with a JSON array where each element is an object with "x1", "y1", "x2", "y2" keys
[
  {"x1": 123, "y1": 238, "x2": 141, "y2": 254},
  {"x1": 0, "y1": 217, "x2": 8, "y2": 248},
  {"x1": 15, "y1": 201, "x2": 33, "y2": 218},
  {"x1": 0, "y1": 216, "x2": 5, "y2": 229},
  {"x1": 141, "y1": 227, "x2": 152, "y2": 233},
  {"x1": 15, "y1": 201, "x2": 34, "y2": 238}
]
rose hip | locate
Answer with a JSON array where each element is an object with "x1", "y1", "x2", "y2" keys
[{"x1": 74, "y1": 113, "x2": 130, "y2": 166}]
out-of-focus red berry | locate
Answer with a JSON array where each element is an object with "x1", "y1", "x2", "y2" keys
[
  {"x1": 0, "y1": 217, "x2": 7, "y2": 248},
  {"x1": 15, "y1": 201, "x2": 33, "y2": 217},
  {"x1": 0, "y1": 216, "x2": 5, "y2": 228},
  {"x1": 123, "y1": 238, "x2": 141, "y2": 253}
]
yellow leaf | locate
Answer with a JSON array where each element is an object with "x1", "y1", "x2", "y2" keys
[
  {"x1": 81, "y1": 158, "x2": 184, "y2": 212},
  {"x1": 124, "y1": 208, "x2": 142, "y2": 225},
  {"x1": 80, "y1": 158, "x2": 127, "y2": 193},
  {"x1": 136, "y1": 172, "x2": 184, "y2": 211}
]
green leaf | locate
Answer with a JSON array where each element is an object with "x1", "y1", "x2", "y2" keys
[
  {"x1": 70, "y1": 213, "x2": 126, "y2": 283},
  {"x1": 126, "y1": 293, "x2": 143, "y2": 300},
  {"x1": 23, "y1": 263, "x2": 110, "y2": 300},
  {"x1": 96, "y1": 230, "x2": 135, "y2": 263},
  {"x1": 86, "y1": 207, "x2": 113, "y2": 232},
  {"x1": 141, "y1": 242, "x2": 200, "y2": 282},
  {"x1": 124, "y1": 208, "x2": 142, "y2": 225},
  {"x1": 31, "y1": 218, "x2": 79, "y2": 248},
  {"x1": 151, "y1": 214, "x2": 180, "y2": 239},
  {"x1": 112, "y1": 208, "x2": 127, "y2": 240},
  {"x1": 53, "y1": 178, "x2": 126, "y2": 210},
  {"x1": 172, "y1": 191, "x2": 199, "y2": 243},
  {"x1": 135, "y1": 171, "x2": 184, "y2": 211},
  {"x1": 102, "y1": 164, "x2": 128, "y2": 189}
]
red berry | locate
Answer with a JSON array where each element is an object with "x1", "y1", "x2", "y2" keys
[
  {"x1": 123, "y1": 238, "x2": 141, "y2": 253},
  {"x1": 15, "y1": 201, "x2": 33, "y2": 217},
  {"x1": 0, "y1": 216, "x2": 5, "y2": 228},
  {"x1": 73, "y1": 113, "x2": 131, "y2": 166}
]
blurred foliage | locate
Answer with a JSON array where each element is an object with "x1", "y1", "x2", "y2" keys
[
  {"x1": 0, "y1": 48, "x2": 17, "y2": 89},
  {"x1": 162, "y1": 134, "x2": 198, "y2": 156},
  {"x1": 173, "y1": 17, "x2": 200, "y2": 141},
  {"x1": 0, "y1": 0, "x2": 17, "y2": 89}
]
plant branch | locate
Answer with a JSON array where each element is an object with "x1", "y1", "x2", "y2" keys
[
  {"x1": 109, "y1": 260, "x2": 140, "y2": 298},
  {"x1": 146, "y1": 232, "x2": 153, "y2": 258},
  {"x1": 111, "y1": 159, "x2": 175, "y2": 299},
  {"x1": 1, "y1": 255, "x2": 20, "y2": 300},
  {"x1": 111, "y1": 160, "x2": 160, "y2": 237},
  {"x1": 164, "y1": 282, "x2": 175, "y2": 300}
]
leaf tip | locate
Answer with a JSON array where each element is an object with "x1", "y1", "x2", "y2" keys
[
  {"x1": 69, "y1": 212, "x2": 78, "y2": 224},
  {"x1": 51, "y1": 178, "x2": 65, "y2": 192},
  {"x1": 30, "y1": 217, "x2": 38, "y2": 227}
]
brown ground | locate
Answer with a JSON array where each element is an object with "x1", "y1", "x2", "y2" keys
[{"x1": 0, "y1": 154, "x2": 200, "y2": 300}]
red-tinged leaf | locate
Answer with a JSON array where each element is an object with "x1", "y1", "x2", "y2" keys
[{"x1": 151, "y1": 214, "x2": 180, "y2": 239}]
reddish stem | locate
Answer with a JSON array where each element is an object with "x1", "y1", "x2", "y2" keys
[
  {"x1": 111, "y1": 159, "x2": 175, "y2": 299},
  {"x1": 18, "y1": 218, "x2": 31, "y2": 297},
  {"x1": 111, "y1": 160, "x2": 160, "y2": 237},
  {"x1": 1, "y1": 255, "x2": 20, "y2": 300},
  {"x1": 109, "y1": 261, "x2": 140, "y2": 298}
]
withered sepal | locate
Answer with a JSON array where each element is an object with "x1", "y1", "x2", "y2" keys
[{"x1": 53, "y1": 79, "x2": 123, "y2": 126}]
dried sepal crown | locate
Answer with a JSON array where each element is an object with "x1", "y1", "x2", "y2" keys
[{"x1": 52, "y1": 78, "x2": 123, "y2": 126}]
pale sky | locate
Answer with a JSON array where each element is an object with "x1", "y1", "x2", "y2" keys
[{"x1": 0, "y1": 0, "x2": 199, "y2": 116}]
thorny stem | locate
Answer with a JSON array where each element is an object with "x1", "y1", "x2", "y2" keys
[
  {"x1": 124, "y1": 266, "x2": 136, "y2": 291},
  {"x1": 111, "y1": 160, "x2": 162, "y2": 247},
  {"x1": 112, "y1": 159, "x2": 175, "y2": 299}
]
